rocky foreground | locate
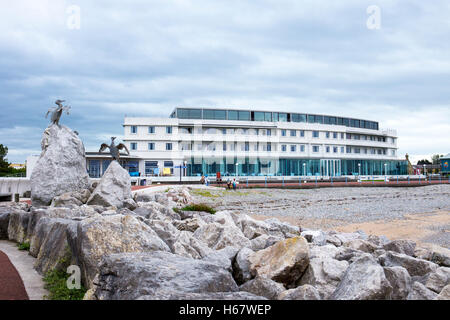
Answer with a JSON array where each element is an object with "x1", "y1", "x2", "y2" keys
[{"x1": 0, "y1": 185, "x2": 449, "y2": 300}]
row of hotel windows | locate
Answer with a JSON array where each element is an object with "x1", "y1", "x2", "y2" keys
[
  {"x1": 129, "y1": 126, "x2": 393, "y2": 143},
  {"x1": 129, "y1": 142, "x2": 394, "y2": 155},
  {"x1": 172, "y1": 108, "x2": 379, "y2": 130}
]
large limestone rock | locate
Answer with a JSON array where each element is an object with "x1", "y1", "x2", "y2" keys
[
  {"x1": 7, "y1": 209, "x2": 30, "y2": 243},
  {"x1": 89, "y1": 251, "x2": 239, "y2": 300},
  {"x1": 139, "y1": 291, "x2": 266, "y2": 300},
  {"x1": 233, "y1": 247, "x2": 255, "y2": 285},
  {"x1": 383, "y1": 266, "x2": 412, "y2": 300},
  {"x1": 193, "y1": 222, "x2": 251, "y2": 250},
  {"x1": 249, "y1": 237, "x2": 310, "y2": 286},
  {"x1": 76, "y1": 214, "x2": 170, "y2": 286},
  {"x1": 406, "y1": 282, "x2": 438, "y2": 300},
  {"x1": 277, "y1": 285, "x2": 321, "y2": 300},
  {"x1": 239, "y1": 276, "x2": 285, "y2": 300},
  {"x1": 87, "y1": 161, "x2": 132, "y2": 208},
  {"x1": 436, "y1": 284, "x2": 450, "y2": 300},
  {"x1": 0, "y1": 207, "x2": 11, "y2": 239},
  {"x1": 31, "y1": 124, "x2": 89, "y2": 206},
  {"x1": 172, "y1": 231, "x2": 213, "y2": 259},
  {"x1": 298, "y1": 250, "x2": 349, "y2": 299},
  {"x1": 383, "y1": 239, "x2": 416, "y2": 256},
  {"x1": 330, "y1": 255, "x2": 392, "y2": 300},
  {"x1": 379, "y1": 251, "x2": 438, "y2": 277}
]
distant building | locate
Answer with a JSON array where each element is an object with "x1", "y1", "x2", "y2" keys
[
  {"x1": 9, "y1": 163, "x2": 25, "y2": 170},
  {"x1": 441, "y1": 153, "x2": 450, "y2": 175},
  {"x1": 112, "y1": 107, "x2": 408, "y2": 177}
]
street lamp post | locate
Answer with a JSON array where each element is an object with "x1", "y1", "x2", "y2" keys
[
  {"x1": 358, "y1": 163, "x2": 361, "y2": 183},
  {"x1": 303, "y1": 163, "x2": 306, "y2": 177},
  {"x1": 235, "y1": 163, "x2": 239, "y2": 178},
  {"x1": 384, "y1": 163, "x2": 387, "y2": 182}
]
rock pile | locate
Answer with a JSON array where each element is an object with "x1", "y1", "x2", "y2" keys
[{"x1": 1, "y1": 187, "x2": 449, "y2": 300}]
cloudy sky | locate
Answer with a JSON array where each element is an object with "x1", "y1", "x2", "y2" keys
[{"x1": 0, "y1": 0, "x2": 449, "y2": 164}]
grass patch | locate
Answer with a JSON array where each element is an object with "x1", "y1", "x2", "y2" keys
[
  {"x1": 43, "y1": 269, "x2": 87, "y2": 300},
  {"x1": 180, "y1": 203, "x2": 216, "y2": 214},
  {"x1": 17, "y1": 242, "x2": 30, "y2": 251},
  {"x1": 191, "y1": 189, "x2": 222, "y2": 198}
]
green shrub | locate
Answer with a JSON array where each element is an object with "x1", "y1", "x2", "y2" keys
[
  {"x1": 180, "y1": 203, "x2": 216, "y2": 214},
  {"x1": 43, "y1": 269, "x2": 87, "y2": 300},
  {"x1": 17, "y1": 242, "x2": 30, "y2": 251}
]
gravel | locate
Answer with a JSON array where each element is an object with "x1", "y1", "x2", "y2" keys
[{"x1": 191, "y1": 185, "x2": 450, "y2": 224}]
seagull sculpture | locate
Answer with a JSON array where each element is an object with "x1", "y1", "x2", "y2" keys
[
  {"x1": 45, "y1": 100, "x2": 71, "y2": 126},
  {"x1": 99, "y1": 137, "x2": 130, "y2": 161}
]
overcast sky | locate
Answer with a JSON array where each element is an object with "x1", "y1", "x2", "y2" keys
[{"x1": 1, "y1": 0, "x2": 449, "y2": 164}]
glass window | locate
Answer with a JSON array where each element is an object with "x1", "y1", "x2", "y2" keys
[
  {"x1": 281, "y1": 145, "x2": 287, "y2": 152},
  {"x1": 337, "y1": 118, "x2": 344, "y2": 125},
  {"x1": 313, "y1": 131, "x2": 319, "y2": 138},
  {"x1": 223, "y1": 142, "x2": 226, "y2": 151},
  {"x1": 177, "y1": 108, "x2": 202, "y2": 119},
  {"x1": 164, "y1": 161, "x2": 173, "y2": 167},
  {"x1": 300, "y1": 145, "x2": 305, "y2": 152},
  {"x1": 326, "y1": 132, "x2": 330, "y2": 138},
  {"x1": 166, "y1": 143, "x2": 172, "y2": 150},
  {"x1": 145, "y1": 161, "x2": 158, "y2": 175},
  {"x1": 228, "y1": 110, "x2": 238, "y2": 120},
  {"x1": 244, "y1": 142, "x2": 249, "y2": 151},
  {"x1": 166, "y1": 126, "x2": 172, "y2": 134},
  {"x1": 346, "y1": 133, "x2": 351, "y2": 139},
  {"x1": 148, "y1": 126, "x2": 155, "y2": 134},
  {"x1": 326, "y1": 146, "x2": 330, "y2": 153},
  {"x1": 329, "y1": 117, "x2": 337, "y2": 125},
  {"x1": 312, "y1": 146, "x2": 320, "y2": 153},
  {"x1": 346, "y1": 146, "x2": 351, "y2": 153},
  {"x1": 239, "y1": 111, "x2": 250, "y2": 121},
  {"x1": 343, "y1": 118, "x2": 350, "y2": 126},
  {"x1": 254, "y1": 112, "x2": 264, "y2": 121},
  {"x1": 264, "y1": 112, "x2": 272, "y2": 122},
  {"x1": 267, "y1": 143, "x2": 272, "y2": 152},
  {"x1": 341, "y1": 146, "x2": 344, "y2": 153},
  {"x1": 281, "y1": 129, "x2": 286, "y2": 136},
  {"x1": 130, "y1": 142, "x2": 137, "y2": 150},
  {"x1": 333, "y1": 147, "x2": 338, "y2": 153},
  {"x1": 300, "y1": 130, "x2": 305, "y2": 137},
  {"x1": 278, "y1": 113, "x2": 288, "y2": 122},
  {"x1": 307, "y1": 115, "x2": 315, "y2": 123},
  {"x1": 131, "y1": 126, "x2": 137, "y2": 134},
  {"x1": 203, "y1": 109, "x2": 226, "y2": 120},
  {"x1": 315, "y1": 115, "x2": 323, "y2": 124},
  {"x1": 267, "y1": 129, "x2": 271, "y2": 136},
  {"x1": 292, "y1": 113, "x2": 306, "y2": 122},
  {"x1": 341, "y1": 133, "x2": 344, "y2": 139},
  {"x1": 272, "y1": 113, "x2": 278, "y2": 122},
  {"x1": 290, "y1": 130, "x2": 296, "y2": 137},
  {"x1": 148, "y1": 143, "x2": 155, "y2": 150},
  {"x1": 290, "y1": 145, "x2": 296, "y2": 152},
  {"x1": 333, "y1": 132, "x2": 337, "y2": 139}
]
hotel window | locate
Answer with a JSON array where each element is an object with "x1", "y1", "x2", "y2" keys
[
  {"x1": 290, "y1": 130, "x2": 296, "y2": 137},
  {"x1": 346, "y1": 146, "x2": 352, "y2": 153},
  {"x1": 292, "y1": 113, "x2": 307, "y2": 122},
  {"x1": 148, "y1": 126, "x2": 155, "y2": 134},
  {"x1": 346, "y1": 133, "x2": 352, "y2": 139},
  {"x1": 179, "y1": 127, "x2": 192, "y2": 134},
  {"x1": 254, "y1": 112, "x2": 265, "y2": 121},
  {"x1": 300, "y1": 145, "x2": 305, "y2": 152},
  {"x1": 166, "y1": 143, "x2": 172, "y2": 150},
  {"x1": 354, "y1": 134, "x2": 360, "y2": 140},
  {"x1": 281, "y1": 145, "x2": 287, "y2": 152},
  {"x1": 131, "y1": 126, "x2": 137, "y2": 134},
  {"x1": 180, "y1": 143, "x2": 191, "y2": 151},
  {"x1": 267, "y1": 129, "x2": 272, "y2": 136},
  {"x1": 197, "y1": 144, "x2": 203, "y2": 151},
  {"x1": 223, "y1": 142, "x2": 226, "y2": 151},
  {"x1": 130, "y1": 142, "x2": 137, "y2": 150},
  {"x1": 391, "y1": 150, "x2": 396, "y2": 156},
  {"x1": 313, "y1": 131, "x2": 319, "y2": 138},
  {"x1": 278, "y1": 113, "x2": 288, "y2": 122},
  {"x1": 148, "y1": 143, "x2": 155, "y2": 150},
  {"x1": 206, "y1": 128, "x2": 217, "y2": 134},
  {"x1": 333, "y1": 132, "x2": 337, "y2": 139},
  {"x1": 222, "y1": 128, "x2": 227, "y2": 135},
  {"x1": 312, "y1": 146, "x2": 320, "y2": 153},
  {"x1": 265, "y1": 143, "x2": 272, "y2": 152},
  {"x1": 166, "y1": 126, "x2": 172, "y2": 134},
  {"x1": 341, "y1": 147, "x2": 344, "y2": 153},
  {"x1": 341, "y1": 133, "x2": 344, "y2": 139},
  {"x1": 326, "y1": 146, "x2": 330, "y2": 153},
  {"x1": 326, "y1": 132, "x2": 330, "y2": 138},
  {"x1": 364, "y1": 148, "x2": 368, "y2": 154},
  {"x1": 377, "y1": 149, "x2": 382, "y2": 155},
  {"x1": 333, "y1": 146, "x2": 338, "y2": 153},
  {"x1": 253, "y1": 144, "x2": 258, "y2": 151},
  {"x1": 281, "y1": 129, "x2": 286, "y2": 137},
  {"x1": 244, "y1": 142, "x2": 249, "y2": 151},
  {"x1": 354, "y1": 148, "x2": 361, "y2": 154},
  {"x1": 241, "y1": 128, "x2": 248, "y2": 135},
  {"x1": 371, "y1": 149, "x2": 376, "y2": 154},
  {"x1": 300, "y1": 130, "x2": 305, "y2": 137},
  {"x1": 290, "y1": 145, "x2": 296, "y2": 152}
]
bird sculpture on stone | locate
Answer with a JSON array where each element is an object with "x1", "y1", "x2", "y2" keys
[
  {"x1": 45, "y1": 100, "x2": 71, "y2": 126},
  {"x1": 99, "y1": 137, "x2": 130, "y2": 161}
]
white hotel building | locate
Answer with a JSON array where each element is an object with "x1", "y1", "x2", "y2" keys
[{"x1": 86, "y1": 107, "x2": 408, "y2": 178}]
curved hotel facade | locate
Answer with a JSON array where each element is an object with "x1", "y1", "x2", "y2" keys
[{"x1": 121, "y1": 107, "x2": 408, "y2": 178}]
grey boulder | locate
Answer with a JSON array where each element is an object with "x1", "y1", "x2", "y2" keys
[
  {"x1": 87, "y1": 161, "x2": 132, "y2": 208},
  {"x1": 31, "y1": 124, "x2": 89, "y2": 206},
  {"x1": 239, "y1": 276, "x2": 285, "y2": 300},
  {"x1": 277, "y1": 285, "x2": 321, "y2": 300}
]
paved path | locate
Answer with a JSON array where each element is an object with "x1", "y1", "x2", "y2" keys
[
  {"x1": 0, "y1": 250, "x2": 28, "y2": 300},
  {"x1": 0, "y1": 240, "x2": 48, "y2": 300}
]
